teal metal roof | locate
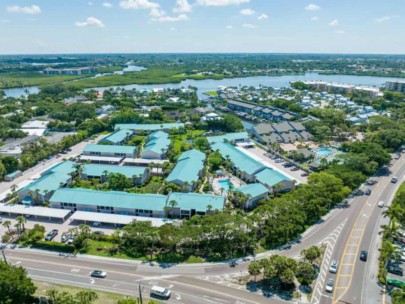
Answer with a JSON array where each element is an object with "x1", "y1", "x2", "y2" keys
[
  {"x1": 142, "y1": 136, "x2": 171, "y2": 154},
  {"x1": 166, "y1": 149, "x2": 206, "y2": 184},
  {"x1": 115, "y1": 123, "x2": 184, "y2": 131},
  {"x1": 20, "y1": 161, "x2": 75, "y2": 195},
  {"x1": 83, "y1": 164, "x2": 146, "y2": 179},
  {"x1": 99, "y1": 129, "x2": 132, "y2": 145},
  {"x1": 148, "y1": 131, "x2": 168, "y2": 140},
  {"x1": 211, "y1": 142, "x2": 264, "y2": 175},
  {"x1": 207, "y1": 132, "x2": 249, "y2": 144},
  {"x1": 83, "y1": 144, "x2": 136, "y2": 154},
  {"x1": 236, "y1": 183, "x2": 269, "y2": 198},
  {"x1": 50, "y1": 188, "x2": 168, "y2": 210},
  {"x1": 167, "y1": 192, "x2": 225, "y2": 212},
  {"x1": 254, "y1": 168, "x2": 291, "y2": 187}
]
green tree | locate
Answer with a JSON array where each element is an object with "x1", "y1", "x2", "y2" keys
[
  {"x1": 296, "y1": 261, "x2": 316, "y2": 285},
  {"x1": 248, "y1": 261, "x2": 262, "y2": 282},
  {"x1": 0, "y1": 261, "x2": 37, "y2": 304},
  {"x1": 301, "y1": 246, "x2": 321, "y2": 265}
]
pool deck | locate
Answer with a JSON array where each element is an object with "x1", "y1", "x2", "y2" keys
[{"x1": 212, "y1": 176, "x2": 243, "y2": 195}]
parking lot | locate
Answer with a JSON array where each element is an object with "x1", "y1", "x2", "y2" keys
[
  {"x1": 238, "y1": 145, "x2": 309, "y2": 184},
  {"x1": 0, "y1": 215, "x2": 115, "y2": 243}
]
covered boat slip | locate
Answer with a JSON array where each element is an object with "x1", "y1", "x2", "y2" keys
[{"x1": 0, "y1": 203, "x2": 71, "y2": 221}]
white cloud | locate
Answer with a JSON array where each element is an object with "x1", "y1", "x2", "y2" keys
[
  {"x1": 197, "y1": 0, "x2": 250, "y2": 7},
  {"x1": 120, "y1": 0, "x2": 159, "y2": 10},
  {"x1": 75, "y1": 17, "x2": 105, "y2": 28},
  {"x1": 329, "y1": 19, "x2": 339, "y2": 26},
  {"x1": 173, "y1": 0, "x2": 192, "y2": 13},
  {"x1": 103, "y1": 2, "x2": 113, "y2": 8},
  {"x1": 242, "y1": 23, "x2": 257, "y2": 29},
  {"x1": 305, "y1": 4, "x2": 320, "y2": 11},
  {"x1": 334, "y1": 30, "x2": 345, "y2": 34},
  {"x1": 226, "y1": 25, "x2": 233, "y2": 29},
  {"x1": 6, "y1": 5, "x2": 41, "y2": 15},
  {"x1": 310, "y1": 16, "x2": 318, "y2": 21},
  {"x1": 375, "y1": 15, "x2": 399, "y2": 23},
  {"x1": 240, "y1": 8, "x2": 255, "y2": 16},
  {"x1": 170, "y1": 27, "x2": 176, "y2": 31},
  {"x1": 88, "y1": 1, "x2": 94, "y2": 5},
  {"x1": 1, "y1": 19, "x2": 10, "y2": 23},
  {"x1": 150, "y1": 7, "x2": 165, "y2": 18},
  {"x1": 257, "y1": 14, "x2": 268, "y2": 20},
  {"x1": 153, "y1": 14, "x2": 189, "y2": 22}
]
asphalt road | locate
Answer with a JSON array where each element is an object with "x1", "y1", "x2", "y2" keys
[{"x1": 316, "y1": 155, "x2": 405, "y2": 304}]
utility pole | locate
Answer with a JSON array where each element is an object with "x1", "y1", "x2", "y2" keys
[
  {"x1": 138, "y1": 283, "x2": 143, "y2": 304},
  {"x1": 2, "y1": 250, "x2": 8, "y2": 264}
]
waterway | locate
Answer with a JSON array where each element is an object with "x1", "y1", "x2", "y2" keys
[{"x1": 3, "y1": 72, "x2": 404, "y2": 99}]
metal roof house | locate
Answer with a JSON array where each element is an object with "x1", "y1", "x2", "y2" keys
[
  {"x1": 99, "y1": 129, "x2": 133, "y2": 145},
  {"x1": 18, "y1": 161, "x2": 76, "y2": 205},
  {"x1": 49, "y1": 189, "x2": 225, "y2": 219},
  {"x1": 83, "y1": 144, "x2": 137, "y2": 159},
  {"x1": 207, "y1": 132, "x2": 250, "y2": 144},
  {"x1": 115, "y1": 123, "x2": 184, "y2": 133},
  {"x1": 140, "y1": 131, "x2": 171, "y2": 160},
  {"x1": 235, "y1": 183, "x2": 269, "y2": 209},
  {"x1": 166, "y1": 149, "x2": 206, "y2": 191},
  {"x1": 82, "y1": 164, "x2": 149, "y2": 184}
]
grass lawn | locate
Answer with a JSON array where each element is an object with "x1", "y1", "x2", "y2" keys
[
  {"x1": 395, "y1": 181, "x2": 405, "y2": 198},
  {"x1": 203, "y1": 91, "x2": 219, "y2": 97},
  {"x1": 170, "y1": 130, "x2": 205, "y2": 153},
  {"x1": 33, "y1": 280, "x2": 134, "y2": 304},
  {"x1": 83, "y1": 240, "x2": 205, "y2": 263}
]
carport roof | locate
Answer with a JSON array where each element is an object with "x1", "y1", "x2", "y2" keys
[
  {"x1": 70, "y1": 211, "x2": 172, "y2": 227},
  {"x1": 0, "y1": 203, "x2": 71, "y2": 219}
]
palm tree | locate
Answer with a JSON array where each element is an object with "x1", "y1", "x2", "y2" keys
[
  {"x1": 169, "y1": 200, "x2": 178, "y2": 218},
  {"x1": 2, "y1": 220, "x2": 12, "y2": 234},
  {"x1": 16, "y1": 216, "x2": 26, "y2": 234},
  {"x1": 272, "y1": 183, "x2": 284, "y2": 197},
  {"x1": 206, "y1": 204, "x2": 213, "y2": 215},
  {"x1": 148, "y1": 230, "x2": 160, "y2": 261}
]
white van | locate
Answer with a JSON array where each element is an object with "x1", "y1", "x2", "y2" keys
[{"x1": 150, "y1": 286, "x2": 171, "y2": 299}]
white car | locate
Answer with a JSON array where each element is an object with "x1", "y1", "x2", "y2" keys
[
  {"x1": 329, "y1": 259, "x2": 338, "y2": 273},
  {"x1": 378, "y1": 201, "x2": 385, "y2": 208},
  {"x1": 325, "y1": 278, "x2": 334, "y2": 293}
]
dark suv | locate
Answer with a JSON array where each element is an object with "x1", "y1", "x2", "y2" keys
[
  {"x1": 360, "y1": 250, "x2": 368, "y2": 261},
  {"x1": 388, "y1": 265, "x2": 403, "y2": 276}
]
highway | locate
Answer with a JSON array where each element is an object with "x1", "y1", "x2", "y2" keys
[{"x1": 1, "y1": 151, "x2": 404, "y2": 303}]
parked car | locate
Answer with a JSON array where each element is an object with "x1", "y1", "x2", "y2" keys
[
  {"x1": 325, "y1": 278, "x2": 334, "y2": 293},
  {"x1": 392, "y1": 176, "x2": 399, "y2": 183},
  {"x1": 388, "y1": 265, "x2": 403, "y2": 276},
  {"x1": 354, "y1": 189, "x2": 364, "y2": 196},
  {"x1": 365, "y1": 189, "x2": 372, "y2": 196},
  {"x1": 394, "y1": 154, "x2": 401, "y2": 160},
  {"x1": 360, "y1": 250, "x2": 368, "y2": 262},
  {"x1": 229, "y1": 261, "x2": 237, "y2": 267},
  {"x1": 45, "y1": 229, "x2": 58, "y2": 241},
  {"x1": 301, "y1": 172, "x2": 309, "y2": 177},
  {"x1": 93, "y1": 221, "x2": 101, "y2": 227},
  {"x1": 283, "y1": 162, "x2": 293, "y2": 168},
  {"x1": 387, "y1": 278, "x2": 405, "y2": 288},
  {"x1": 290, "y1": 167, "x2": 299, "y2": 171},
  {"x1": 329, "y1": 259, "x2": 339, "y2": 273},
  {"x1": 378, "y1": 201, "x2": 385, "y2": 208},
  {"x1": 90, "y1": 270, "x2": 107, "y2": 278},
  {"x1": 275, "y1": 159, "x2": 284, "y2": 163},
  {"x1": 0, "y1": 217, "x2": 2, "y2": 223},
  {"x1": 366, "y1": 179, "x2": 377, "y2": 185},
  {"x1": 61, "y1": 234, "x2": 70, "y2": 243}
]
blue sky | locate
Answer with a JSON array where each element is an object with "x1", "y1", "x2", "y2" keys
[{"x1": 0, "y1": 0, "x2": 404, "y2": 54}]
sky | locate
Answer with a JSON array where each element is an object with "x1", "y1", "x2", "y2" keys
[{"x1": 0, "y1": 0, "x2": 404, "y2": 54}]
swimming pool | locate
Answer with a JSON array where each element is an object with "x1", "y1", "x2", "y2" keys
[
  {"x1": 315, "y1": 148, "x2": 333, "y2": 157},
  {"x1": 218, "y1": 179, "x2": 234, "y2": 191}
]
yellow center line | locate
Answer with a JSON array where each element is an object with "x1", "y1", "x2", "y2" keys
[{"x1": 341, "y1": 263, "x2": 354, "y2": 266}]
